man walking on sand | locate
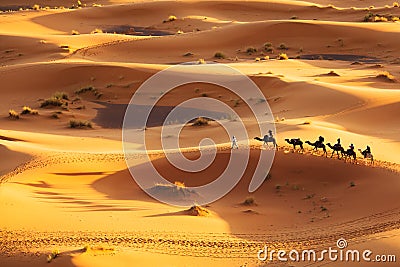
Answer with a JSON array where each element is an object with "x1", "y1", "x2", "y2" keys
[{"x1": 231, "y1": 135, "x2": 238, "y2": 149}]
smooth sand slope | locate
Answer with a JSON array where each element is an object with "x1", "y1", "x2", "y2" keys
[{"x1": 0, "y1": 1, "x2": 399, "y2": 266}]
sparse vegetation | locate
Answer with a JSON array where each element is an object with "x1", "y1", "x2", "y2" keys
[
  {"x1": 192, "y1": 117, "x2": 209, "y2": 126},
  {"x1": 321, "y1": 206, "x2": 328, "y2": 211},
  {"x1": 350, "y1": 181, "x2": 356, "y2": 187},
  {"x1": 51, "y1": 113, "x2": 60, "y2": 119},
  {"x1": 214, "y1": 51, "x2": 226, "y2": 59},
  {"x1": 364, "y1": 12, "x2": 399, "y2": 22},
  {"x1": 21, "y1": 106, "x2": 38, "y2": 115},
  {"x1": 264, "y1": 42, "x2": 274, "y2": 53},
  {"x1": 174, "y1": 181, "x2": 185, "y2": 188},
  {"x1": 47, "y1": 249, "x2": 60, "y2": 263},
  {"x1": 242, "y1": 196, "x2": 257, "y2": 206},
  {"x1": 75, "y1": 86, "x2": 102, "y2": 98},
  {"x1": 246, "y1": 47, "x2": 257, "y2": 54},
  {"x1": 277, "y1": 53, "x2": 289, "y2": 60},
  {"x1": 186, "y1": 205, "x2": 210, "y2": 216},
  {"x1": 197, "y1": 58, "x2": 206, "y2": 64},
  {"x1": 8, "y1": 109, "x2": 19, "y2": 120},
  {"x1": 32, "y1": 4, "x2": 40, "y2": 10},
  {"x1": 41, "y1": 92, "x2": 69, "y2": 108},
  {"x1": 278, "y1": 43, "x2": 288, "y2": 50},
  {"x1": 164, "y1": 15, "x2": 177, "y2": 23},
  {"x1": 394, "y1": 2, "x2": 400, "y2": 7},
  {"x1": 69, "y1": 120, "x2": 93, "y2": 129},
  {"x1": 304, "y1": 193, "x2": 315, "y2": 200},
  {"x1": 71, "y1": 30, "x2": 80, "y2": 35},
  {"x1": 376, "y1": 71, "x2": 396, "y2": 82},
  {"x1": 275, "y1": 184, "x2": 282, "y2": 190},
  {"x1": 90, "y1": 28, "x2": 103, "y2": 34}
]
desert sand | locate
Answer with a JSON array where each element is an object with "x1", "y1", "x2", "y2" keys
[{"x1": 0, "y1": 0, "x2": 399, "y2": 266}]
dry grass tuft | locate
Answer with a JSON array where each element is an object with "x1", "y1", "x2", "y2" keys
[
  {"x1": 90, "y1": 28, "x2": 103, "y2": 34},
  {"x1": 21, "y1": 106, "x2": 39, "y2": 115},
  {"x1": 242, "y1": 196, "x2": 257, "y2": 206},
  {"x1": 185, "y1": 205, "x2": 210, "y2": 216},
  {"x1": 69, "y1": 120, "x2": 93, "y2": 129},
  {"x1": 8, "y1": 109, "x2": 19, "y2": 120},
  {"x1": 376, "y1": 71, "x2": 396, "y2": 82},
  {"x1": 192, "y1": 117, "x2": 209, "y2": 126},
  {"x1": 277, "y1": 53, "x2": 289, "y2": 60},
  {"x1": 214, "y1": 51, "x2": 226, "y2": 59}
]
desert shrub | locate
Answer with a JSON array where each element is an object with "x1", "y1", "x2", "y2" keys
[
  {"x1": 277, "y1": 53, "x2": 289, "y2": 60},
  {"x1": 197, "y1": 58, "x2": 206, "y2": 64},
  {"x1": 214, "y1": 52, "x2": 225, "y2": 59},
  {"x1": 41, "y1": 92, "x2": 69, "y2": 108},
  {"x1": 75, "y1": 86, "x2": 94, "y2": 94},
  {"x1": 394, "y1": 2, "x2": 399, "y2": 7},
  {"x1": 47, "y1": 249, "x2": 60, "y2": 263},
  {"x1": 242, "y1": 196, "x2": 256, "y2": 206},
  {"x1": 41, "y1": 98, "x2": 63, "y2": 108},
  {"x1": 174, "y1": 181, "x2": 185, "y2": 187},
  {"x1": 90, "y1": 28, "x2": 103, "y2": 34},
  {"x1": 264, "y1": 43, "x2": 273, "y2": 53},
  {"x1": 246, "y1": 47, "x2": 257, "y2": 54},
  {"x1": 9, "y1": 109, "x2": 19, "y2": 119},
  {"x1": 192, "y1": 117, "x2": 209, "y2": 126},
  {"x1": 71, "y1": 30, "x2": 80, "y2": 35},
  {"x1": 53, "y1": 92, "x2": 69, "y2": 100},
  {"x1": 69, "y1": 120, "x2": 92, "y2": 129},
  {"x1": 75, "y1": 86, "x2": 102, "y2": 98},
  {"x1": 278, "y1": 43, "x2": 288, "y2": 50},
  {"x1": 264, "y1": 42, "x2": 272, "y2": 48},
  {"x1": 21, "y1": 106, "x2": 38, "y2": 115},
  {"x1": 164, "y1": 15, "x2": 177, "y2": 22},
  {"x1": 51, "y1": 113, "x2": 60, "y2": 119},
  {"x1": 376, "y1": 71, "x2": 396, "y2": 82},
  {"x1": 32, "y1": 4, "x2": 40, "y2": 10}
]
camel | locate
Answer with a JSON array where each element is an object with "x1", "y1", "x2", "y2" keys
[
  {"x1": 285, "y1": 138, "x2": 304, "y2": 152},
  {"x1": 343, "y1": 148, "x2": 357, "y2": 163},
  {"x1": 358, "y1": 148, "x2": 374, "y2": 164},
  {"x1": 326, "y1": 143, "x2": 344, "y2": 158},
  {"x1": 305, "y1": 140, "x2": 327, "y2": 156},
  {"x1": 254, "y1": 130, "x2": 278, "y2": 150},
  {"x1": 254, "y1": 135, "x2": 277, "y2": 149}
]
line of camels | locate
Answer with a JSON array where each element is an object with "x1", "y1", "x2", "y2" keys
[{"x1": 254, "y1": 132, "x2": 374, "y2": 164}]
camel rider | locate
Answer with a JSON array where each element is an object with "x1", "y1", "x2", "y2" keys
[
  {"x1": 318, "y1": 136, "x2": 324, "y2": 144},
  {"x1": 268, "y1": 130, "x2": 273, "y2": 137},
  {"x1": 362, "y1": 145, "x2": 371, "y2": 157},
  {"x1": 335, "y1": 138, "x2": 341, "y2": 148},
  {"x1": 349, "y1": 143, "x2": 355, "y2": 151}
]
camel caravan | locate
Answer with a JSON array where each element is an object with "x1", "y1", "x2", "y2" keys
[{"x1": 254, "y1": 131, "x2": 374, "y2": 164}]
